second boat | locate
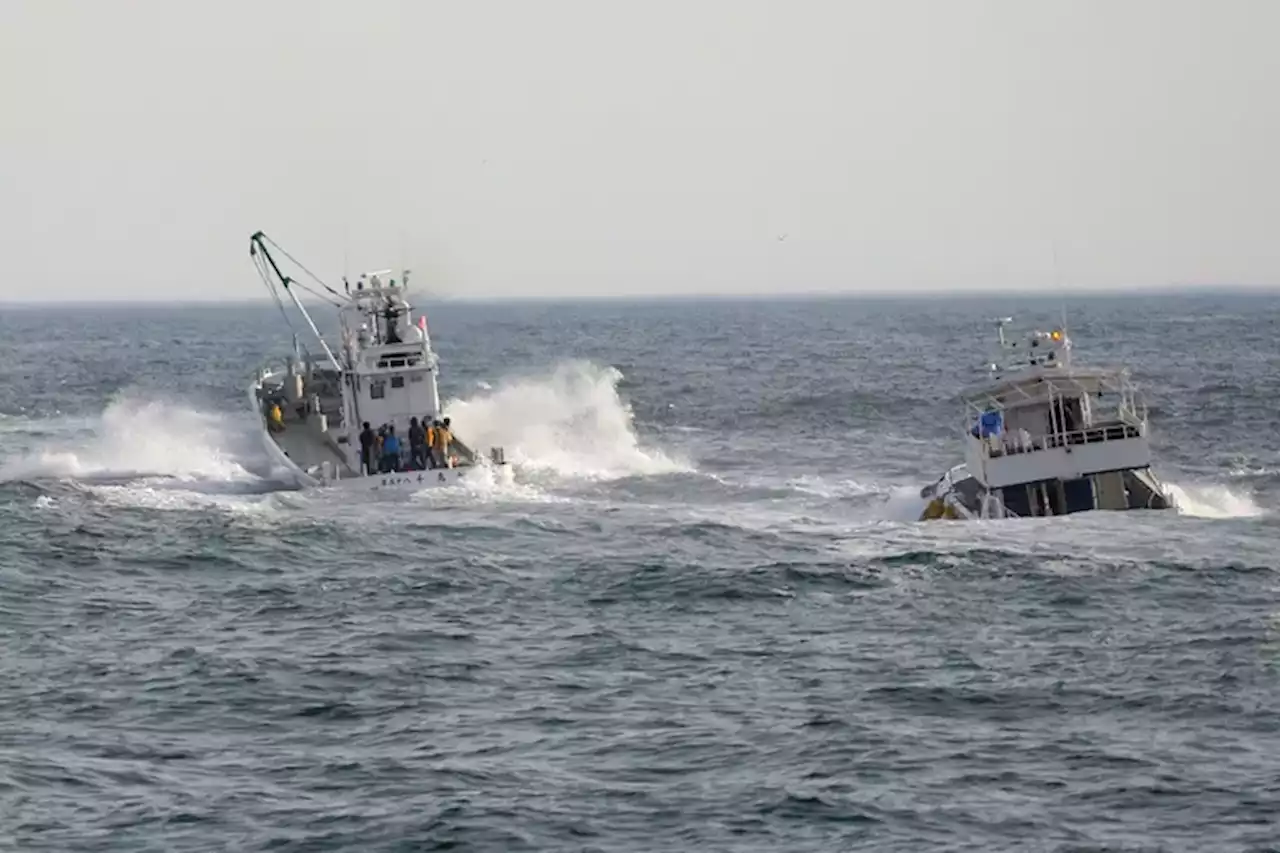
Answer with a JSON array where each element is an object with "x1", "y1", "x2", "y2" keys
[{"x1": 920, "y1": 317, "x2": 1176, "y2": 520}]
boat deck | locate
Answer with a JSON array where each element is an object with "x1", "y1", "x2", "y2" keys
[{"x1": 267, "y1": 406, "x2": 352, "y2": 476}]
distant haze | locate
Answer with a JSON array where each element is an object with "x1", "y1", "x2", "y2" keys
[{"x1": 3, "y1": 0, "x2": 1278, "y2": 302}]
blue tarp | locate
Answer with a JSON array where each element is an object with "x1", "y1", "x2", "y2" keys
[{"x1": 977, "y1": 410, "x2": 1002, "y2": 437}]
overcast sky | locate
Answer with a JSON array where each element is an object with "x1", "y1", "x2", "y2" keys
[{"x1": 2, "y1": 0, "x2": 1278, "y2": 301}]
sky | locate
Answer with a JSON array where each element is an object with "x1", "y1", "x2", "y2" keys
[{"x1": 2, "y1": 0, "x2": 1278, "y2": 302}]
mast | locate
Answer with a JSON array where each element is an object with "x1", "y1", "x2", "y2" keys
[
  {"x1": 1052, "y1": 241, "x2": 1073, "y2": 370},
  {"x1": 249, "y1": 231, "x2": 343, "y2": 371}
]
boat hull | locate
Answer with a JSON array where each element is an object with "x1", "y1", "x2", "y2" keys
[
  {"x1": 248, "y1": 374, "x2": 499, "y2": 492},
  {"x1": 343, "y1": 467, "x2": 479, "y2": 492},
  {"x1": 919, "y1": 464, "x2": 1176, "y2": 521}
]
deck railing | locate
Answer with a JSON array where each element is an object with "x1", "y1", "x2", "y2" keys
[{"x1": 982, "y1": 419, "x2": 1144, "y2": 458}]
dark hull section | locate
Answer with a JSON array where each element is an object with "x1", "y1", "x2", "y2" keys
[
  {"x1": 923, "y1": 467, "x2": 1172, "y2": 520},
  {"x1": 998, "y1": 468, "x2": 1170, "y2": 517}
]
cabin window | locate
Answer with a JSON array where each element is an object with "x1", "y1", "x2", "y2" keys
[
  {"x1": 375, "y1": 355, "x2": 422, "y2": 368},
  {"x1": 370, "y1": 380, "x2": 386, "y2": 399},
  {"x1": 390, "y1": 376, "x2": 405, "y2": 389},
  {"x1": 375, "y1": 349, "x2": 425, "y2": 369}
]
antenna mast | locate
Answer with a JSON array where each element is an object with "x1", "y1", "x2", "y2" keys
[{"x1": 1052, "y1": 241, "x2": 1072, "y2": 368}]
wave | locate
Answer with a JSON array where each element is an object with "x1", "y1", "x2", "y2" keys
[
  {"x1": 0, "y1": 394, "x2": 278, "y2": 491},
  {"x1": 1167, "y1": 482, "x2": 1266, "y2": 519},
  {"x1": 444, "y1": 360, "x2": 691, "y2": 482}
]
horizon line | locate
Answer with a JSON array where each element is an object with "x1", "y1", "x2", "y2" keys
[{"x1": 0, "y1": 282, "x2": 1277, "y2": 309}]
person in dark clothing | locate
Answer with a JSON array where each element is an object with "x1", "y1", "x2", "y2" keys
[
  {"x1": 408, "y1": 417, "x2": 427, "y2": 470},
  {"x1": 359, "y1": 422, "x2": 375, "y2": 475}
]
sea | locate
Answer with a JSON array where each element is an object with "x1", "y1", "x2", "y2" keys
[{"x1": 1, "y1": 292, "x2": 1277, "y2": 852}]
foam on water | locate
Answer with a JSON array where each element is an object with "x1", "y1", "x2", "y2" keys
[
  {"x1": 84, "y1": 483, "x2": 283, "y2": 514},
  {"x1": 1167, "y1": 481, "x2": 1267, "y2": 519},
  {"x1": 0, "y1": 394, "x2": 282, "y2": 497},
  {"x1": 786, "y1": 475, "x2": 885, "y2": 499},
  {"x1": 408, "y1": 459, "x2": 574, "y2": 506},
  {"x1": 880, "y1": 485, "x2": 934, "y2": 522}
]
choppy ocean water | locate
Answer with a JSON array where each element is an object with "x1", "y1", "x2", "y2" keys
[{"x1": 1, "y1": 292, "x2": 1278, "y2": 851}]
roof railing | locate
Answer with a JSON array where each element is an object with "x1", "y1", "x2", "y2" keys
[
  {"x1": 974, "y1": 420, "x2": 1147, "y2": 460},
  {"x1": 963, "y1": 369, "x2": 1139, "y2": 416}
]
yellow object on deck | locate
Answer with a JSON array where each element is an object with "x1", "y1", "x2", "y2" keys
[{"x1": 920, "y1": 497, "x2": 959, "y2": 521}]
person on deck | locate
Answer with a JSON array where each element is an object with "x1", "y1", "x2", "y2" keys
[
  {"x1": 442, "y1": 417, "x2": 461, "y2": 466},
  {"x1": 359, "y1": 422, "x2": 375, "y2": 475},
  {"x1": 423, "y1": 418, "x2": 437, "y2": 467},
  {"x1": 382, "y1": 425, "x2": 401, "y2": 473},
  {"x1": 431, "y1": 417, "x2": 452, "y2": 468},
  {"x1": 267, "y1": 402, "x2": 285, "y2": 433},
  {"x1": 408, "y1": 417, "x2": 426, "y2": 470}
]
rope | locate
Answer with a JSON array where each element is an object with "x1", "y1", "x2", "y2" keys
[
  {"x1": 252, "y1": 249, "x2": 301, "y2": 340},
  {"x1": 287, "y1": 276, "x2": 346, "y2": 308},
  {"x1": 261, "y1": 234, "x2": 348, "y2": 302}
]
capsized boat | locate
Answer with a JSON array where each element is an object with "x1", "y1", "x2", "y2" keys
[
  {"x1": 919, "y1": 318, "x2": 1175, "y2": 520},
  {"x1": 247, "y1": 231, "x2": 505, "y2": 491}
]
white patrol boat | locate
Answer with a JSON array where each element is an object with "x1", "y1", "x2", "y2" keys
[
  {"x1": 920, "y1": 317, "x2": 1175, "y2": 520},
  {"x1": 246, "y1": 231, "x2": 506, "y2": 491}
]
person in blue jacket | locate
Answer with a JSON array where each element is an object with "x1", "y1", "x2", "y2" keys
[{"x1": 381, "y1": 425, "x2": 402, "y2": 473}]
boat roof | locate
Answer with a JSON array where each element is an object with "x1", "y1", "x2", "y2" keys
[{"x1": 961, "y1": 363, "x2": 1131, "y2": 404}]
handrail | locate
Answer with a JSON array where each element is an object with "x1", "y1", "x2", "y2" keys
[
  {"x1": 979, "y1": 420, "x2": 1144, "y2": 458},
  {"x1": 962, "y1": 377, "x2": 1147, "y2": 444}
]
